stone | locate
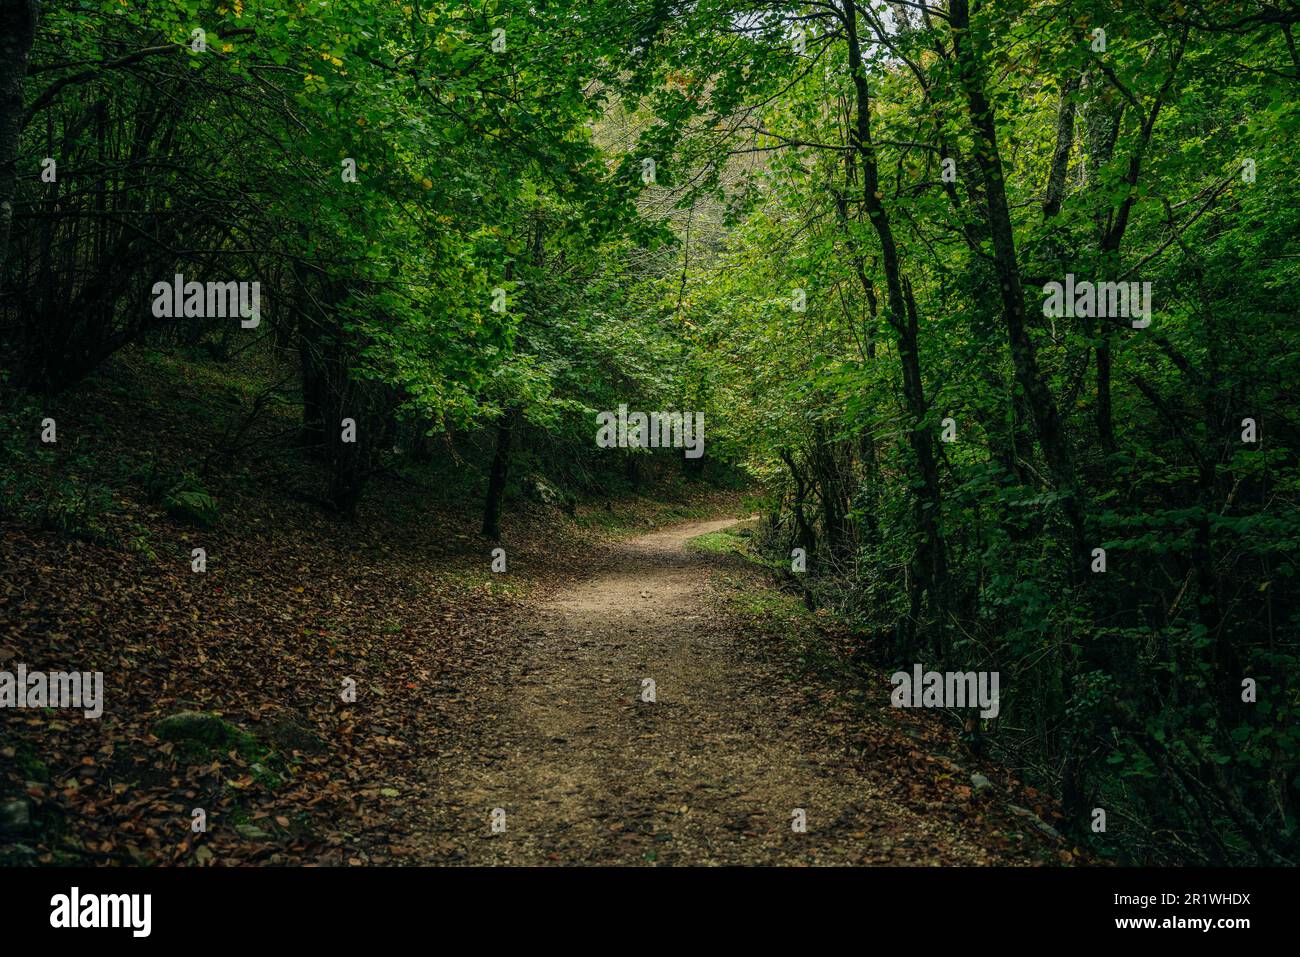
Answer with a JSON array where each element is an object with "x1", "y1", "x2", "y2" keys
[
  {"x1": 153, "y1": 711, "x2": 246, "y2": 748},
  {"x1": 0, "y1": 800, "x2": 32, "y2": 837}
]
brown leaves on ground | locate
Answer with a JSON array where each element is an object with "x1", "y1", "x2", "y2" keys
[
  {"x1": 1, "y1": 350, "x2": 1072, "y2": 867},
  {"x1": 721, "y1": 587, "x2": 1083, "y2": 864},
  {"x1": 0, "y1": 350, "x2": 739, "y2": 866}
]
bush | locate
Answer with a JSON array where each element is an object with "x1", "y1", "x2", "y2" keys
[{"x1": 135, "y1": 460, "x2": 220, "y2": 527}]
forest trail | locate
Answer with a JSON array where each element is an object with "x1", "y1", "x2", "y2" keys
[{"x1": 415, "y1": 517, "x2": 1039, "y2": 865}]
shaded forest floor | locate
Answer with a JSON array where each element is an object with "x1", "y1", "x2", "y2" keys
[{"x1": 2, "y1": 347, "x2": 1073, "y2": 865}]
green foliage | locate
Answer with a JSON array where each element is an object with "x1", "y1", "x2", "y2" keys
[
  {"x1": 136, "y1": 461, "x2": 220, "y2": 527},
  {"x1": 4, "y1": 0, "x2": 1295, "y2": 866},
  {"x1": 617, "y1": 0, "x2": 1300, "y2": 864},
  {"x1": 163, "y1": 483, "x2": 221, "y2": 529},
  {"x1": 34, "y1": 479, "x2": 116, "y2": 543}
]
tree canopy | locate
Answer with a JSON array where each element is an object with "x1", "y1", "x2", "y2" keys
[{"x1": 2, "y1": 0, "x2": 1298, "y2": 865}]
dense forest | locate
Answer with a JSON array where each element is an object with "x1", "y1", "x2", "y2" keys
[{"x1": 1, "y1": 0, "x2": 1298, "y2": 871}]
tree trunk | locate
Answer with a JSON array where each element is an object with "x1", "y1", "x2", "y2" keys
[
  {"x1": 481, "y1": 408, "x2": 518, "y2": 540},
  {"x1": 842, "y1": 0, "x2": 948, "y2": 647},
  {"x1": 949, "y1": 0, "x2": 1088, "y2": 569},
  {"x1": 780, "y1": 449, "x2": 817, "y2": 553},
  {"x1": 1042, "y1": 72, "x2": 1080, "y2": 220},
  {"x1": 0, "y1": 0, "x2": 38, "y2": 280}
]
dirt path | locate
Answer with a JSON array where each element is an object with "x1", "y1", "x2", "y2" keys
[{"x1": 418, "y1": 517, "x2": 1039, "y2": 865}]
